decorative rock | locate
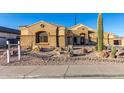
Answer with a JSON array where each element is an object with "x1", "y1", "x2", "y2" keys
[
  {"x1": 95, "y1": 50, "x2": 109, "y2": 58},
  {"x1": 53, "y1": 48, "x2": 62, "y2": 57},
  {"x1": 55, "y1": 51, "x2": 61, "y2": 56},
  {"x1": 82, "y1": 48, "x2": 88, "y2": 54},
  {"x1": 0, "y1": 51, "x2": 6, "y2": 58},
  {"x1": 32, "y1": 45, "x2": 40, "y2": 52}
]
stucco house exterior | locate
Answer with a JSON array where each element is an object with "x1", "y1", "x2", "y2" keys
[
  {"x1": 20, "y1": 21, "x2": 70, "y2": 49},
  {"x1": 68, "y1": 24, "x2": 96, "y2": 45},
  {"x1": 0, "y1": 26, "x2": 19, "y2": 47},
  {"x1": 20, "y1": 20, "x2": 124, "y2": 49}
]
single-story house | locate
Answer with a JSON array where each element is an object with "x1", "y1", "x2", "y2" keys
[{"x1": 20, "y1": 20, "x2": 124, "y2": 49}]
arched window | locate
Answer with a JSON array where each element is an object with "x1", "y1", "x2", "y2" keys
[{"x1": 36, "y1": 31, "x2": 48, "y2": 43}]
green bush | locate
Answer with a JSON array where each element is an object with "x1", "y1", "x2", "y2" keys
[{"x1": 110, "y1": 46, "x2": 117, "y2": 58}]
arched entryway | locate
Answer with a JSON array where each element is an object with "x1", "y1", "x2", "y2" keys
[{"x1": 36, "y1": 31, "x2": 48, "y2": 43}]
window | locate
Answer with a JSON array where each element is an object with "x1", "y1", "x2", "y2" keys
[
  {"x1": 40, "y1": 24, "x2": 45, "y2": 28},
  {"x1": 114, "y1": 40, "x2": 121, "y2": 45},
  {"x1": 82, "y1": 28, "x2": 85, "y2": 30},
  {"x1": 36, "y1": 31, "x2": 48, "y2": 43}
]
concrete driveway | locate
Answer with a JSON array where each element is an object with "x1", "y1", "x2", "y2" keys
[{"x1": 0, "y1": 64, "x2": 124, "y2": 79}]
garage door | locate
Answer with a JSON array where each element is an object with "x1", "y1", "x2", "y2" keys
[{"x1": 0, "y1": 37, "x2": 6, "y2": 46}]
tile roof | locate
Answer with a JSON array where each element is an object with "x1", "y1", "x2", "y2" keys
[
  {"x1": 69, "y1": 24, "x2": 96, "y2": 32},
  {"x1": 27, "y1": 21, "x2": 64, "y2": 28}
]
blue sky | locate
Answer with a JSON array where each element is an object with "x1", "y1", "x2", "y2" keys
[{"x1": 0, "y1": 13, "x2": 123, "y2": 36}]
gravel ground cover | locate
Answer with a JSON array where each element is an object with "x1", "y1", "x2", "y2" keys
[
  {"x1": 0, "y1": 46, "x2": 124, "y2": 66},
  {"x1": 0, "y1": 52, "x2": 123, "y2": 66}
]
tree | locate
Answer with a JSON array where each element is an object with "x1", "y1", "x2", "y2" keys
[{"x1": 97, "y1": 13, "x2": 104, "y2": 51}]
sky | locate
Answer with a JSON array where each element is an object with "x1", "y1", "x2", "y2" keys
[{"x1": 0, "y1": 13, "x2": 123, "y2": 36}]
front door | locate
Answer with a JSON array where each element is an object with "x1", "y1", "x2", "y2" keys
[
  {"x1": 80, "y1": 36, "x2": 85, "y2": 45},
  {"x1": 73, "y1": 37, "x2": 77, "y2": 45},
  {"x1": 67, "y1": 37, "x2": 72, "y2": 45}
]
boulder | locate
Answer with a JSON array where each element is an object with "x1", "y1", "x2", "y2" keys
[
  {"x1": 96, "y1": 50, "x2": 109, "y2": 58},
  {"x1": 53, "y1": 48, "x2": 61, "y2": 56},
  {"x1": 0, "y1": 51, "x2": 6, "y2": 58},
  {"x1": 82, "y1": 48, "x2": 88, "y2": 54},
  {"x1": 32, "y1": 45, "x2": 40, "y2": 52}
]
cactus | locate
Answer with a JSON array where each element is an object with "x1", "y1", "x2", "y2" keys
[
  {"x1": 110, "y1": 46, "x2": 117, "y2": 58},
  {"x1": 97, "y1": 13, "x2": 104, "y2": 51}
]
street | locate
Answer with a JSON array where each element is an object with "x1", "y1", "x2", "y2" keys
[{"x1": 0, "y1": 64, "x2": 124, "y2": 79}]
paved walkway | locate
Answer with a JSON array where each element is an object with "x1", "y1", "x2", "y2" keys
[{"x1": 1, "y1": 64, "x2": 124, "y2": 78}]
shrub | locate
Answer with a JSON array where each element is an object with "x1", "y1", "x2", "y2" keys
[
  {"x1": 110, "y1": 46, "x2": 117, "y2": 58},
  {"x1": 67, "y1": 45, "x2": 73, "y2": 57}
]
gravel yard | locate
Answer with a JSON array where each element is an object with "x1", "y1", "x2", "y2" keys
[
  {"x1": 0, "y1": 46, "x2": 124, "y2": 66},
  {"x1": 0, "y1": 52, "x2": 123, "y2": 66}
]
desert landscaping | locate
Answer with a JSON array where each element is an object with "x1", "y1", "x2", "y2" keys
[
  {"x1": 0, "y1": 45, "x2": 124, "y2": 66},
  {"x1": 0, "y1": 13, "x2": 124, "y2": 66},
  {"x1": 0, "y1": 13, "x2": 124, "y2": 79}
]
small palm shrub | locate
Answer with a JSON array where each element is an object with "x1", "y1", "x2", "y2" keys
[
  {"x1": 110, "y1": 46, "x2": 117, "y2": 58},
  {"x1": 67, "y1": 45, "x2": 73, "y2": 57}
]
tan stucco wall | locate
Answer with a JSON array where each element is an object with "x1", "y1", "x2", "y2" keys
[
  {"x1": 121, "y1": 39, "x2": 124, "y2": 46},
  {"x1": 58, "y1": 27, "x2": 66, "y2": 47},
  {"x1": 20, "y1": 21, "x2": 67, "y2": 49},
  {"x1": 20, "y1": 35, "x2": 34, "y2": 48},
  {"x1": 49, "y1": 36, "x2": 57, "y2": 47},
  {"x1": 72, "y1": 26, "x2": 89, "y2": 38}
]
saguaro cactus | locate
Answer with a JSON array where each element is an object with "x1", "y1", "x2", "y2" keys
[{"x1": 97, "y1": 13, "x2": 104, "y2": 51}]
